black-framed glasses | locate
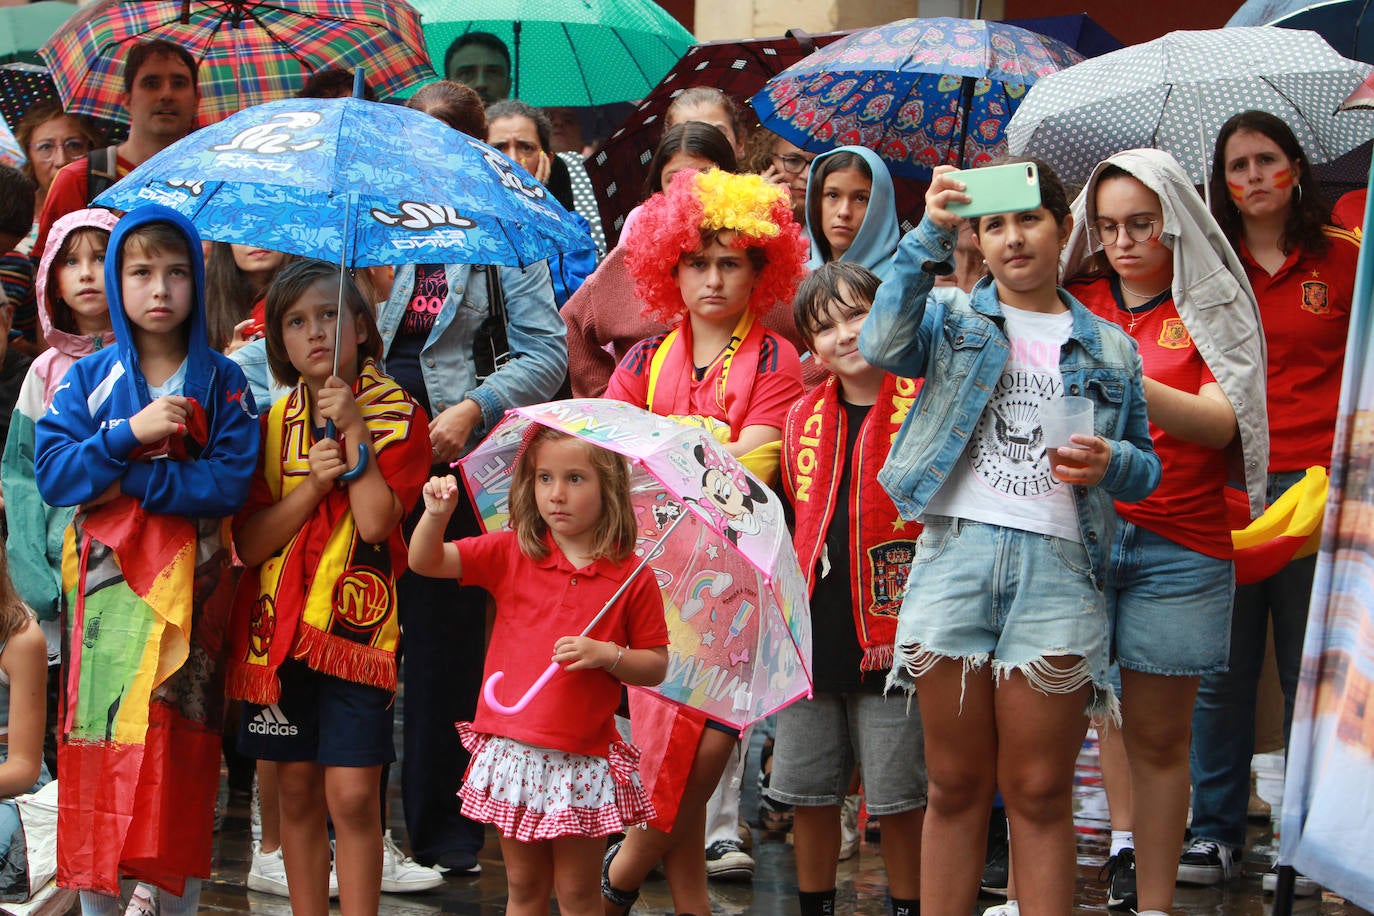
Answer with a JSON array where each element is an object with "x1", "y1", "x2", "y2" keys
[
  {"x1": 31, "y1": 138, "x2": 93, "y2": 161},
  {"x1": 771, "y1": 153, "x2": 815, "y2": 175},
  {"x1": 1090, "y1": 217, "x2": 1160, "y2": 246}
]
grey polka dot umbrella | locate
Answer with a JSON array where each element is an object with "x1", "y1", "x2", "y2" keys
[{"x1": 1006, "y1": 27, "x2": 1374, "y2": 191}]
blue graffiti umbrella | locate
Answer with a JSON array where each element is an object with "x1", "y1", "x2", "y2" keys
[{"x1": 93, "y1": 95, "x2": 592, "y2": 268}]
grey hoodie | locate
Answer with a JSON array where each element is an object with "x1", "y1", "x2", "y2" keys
[{"x1": 1063, "y1": 147, "x2": 1269, "y2": 518}]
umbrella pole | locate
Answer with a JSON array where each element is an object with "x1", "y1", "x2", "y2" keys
[
  {"x1": 483, "y1": 506, "x2": 690, "y2": 715},
  {"x1": 513, "y1": 21, "x2": 522, "y2": 99}
]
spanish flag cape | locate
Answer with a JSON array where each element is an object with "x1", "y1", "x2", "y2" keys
[
  {"x1": 226, "y1": 360, "x2": 429, "y2": 704},
  {"x1": 58, "y1": 406, "x2": 238, "y2": 896}
]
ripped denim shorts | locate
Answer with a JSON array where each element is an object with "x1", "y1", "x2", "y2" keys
[{"x1": 886, "y1": 515, "x2": 1116, "y2": 719}]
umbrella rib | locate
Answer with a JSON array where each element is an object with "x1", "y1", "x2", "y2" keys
[{"x1": 558, "y1": 21, "x2": 594, "y2": 106}]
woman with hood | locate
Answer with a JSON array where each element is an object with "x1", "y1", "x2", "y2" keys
[
  {"x1": 1061, "y1": 148, "x2": 1269, "y2": 916},
  {"x1": 2, "y1": 207, "x2": 119, "y2": 780},
  {"x1": 805, "y1": 146, "x2": 901, "y2": 282}
]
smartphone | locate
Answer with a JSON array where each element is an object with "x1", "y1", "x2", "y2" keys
[{"x1": 946, "y1": 162, "x2": 1042, "y2": 219}]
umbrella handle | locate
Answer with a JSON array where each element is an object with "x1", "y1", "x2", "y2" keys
[
  {"x1": 483, "y1": 662, "x2": 560, "y2": 715},
  {"x1": 323, "y1": 419, "x2": 369, "y2": 481}
]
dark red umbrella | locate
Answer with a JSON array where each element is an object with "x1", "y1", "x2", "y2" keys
[{"x1": 587, "y1": 28, "x2": 852, "y2": 249}]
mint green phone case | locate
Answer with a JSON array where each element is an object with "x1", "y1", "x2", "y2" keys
[{"x1": 946, "y1": 162, "x2": 1042, "y2": 219}]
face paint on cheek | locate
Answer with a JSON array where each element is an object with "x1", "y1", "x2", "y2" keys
[
  {"x1": 1227, "y1": 180, "x2": 1246, "y2": 203},
  {"x1": 1273, "y1": 169, "x2": 1295, "y2": 190}
]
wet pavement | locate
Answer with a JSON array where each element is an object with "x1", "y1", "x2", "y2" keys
[{"x1": 186, "y1": 731, "x2": 1369, "y2": 915}]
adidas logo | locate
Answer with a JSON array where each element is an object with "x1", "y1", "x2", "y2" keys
[{"x1": 248, "y1": 704, "x2": 299, "y2": 736}]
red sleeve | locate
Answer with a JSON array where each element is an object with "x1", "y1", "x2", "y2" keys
[
  {"x1": 33, "y1": 162, "x2": 90, "y2": 264},
  {"x1": 736, "y1": 332, "x2": 804, "y2": 430},
  {"x1": 456, "y1": 530, "x2": 515, "y2": 591},
  {"x1": 621, "y1": 565, "x2": 668, "y2": 649},
  {"x1": 231, "y1": 414, "x2": 275, "y2": 541},
  {"x1": 604, "y1": 338, "x2": 656, "y2": 407}
]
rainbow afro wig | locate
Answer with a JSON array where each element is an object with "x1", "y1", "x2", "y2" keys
[{"x1": 625, "y1": 168, "x2": 808, "y2": 324}]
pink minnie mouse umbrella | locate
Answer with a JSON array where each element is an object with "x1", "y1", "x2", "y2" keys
[{"x1": 457, "y1": 398, "x2": 813, "y2": 730}]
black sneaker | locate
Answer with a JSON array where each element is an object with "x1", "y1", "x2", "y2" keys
[
  {"x1": 1176, "y1": 839, "x2": 1237, "y2": 886},
  {"x1": 980, "y1": 808, "x2": 1009, "y2": 897},
  {"x1": 704, "y1": 838, "x2": 754, "y2": 882},
  {"x1": 1100, "y1": 847, "x2": 1137, "y2": 911}
]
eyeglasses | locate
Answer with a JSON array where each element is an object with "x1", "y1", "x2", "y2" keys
[
  {"x1": 31, "y1": 138, "x2": 93, "y2": 161},
  {"x1": 1090, "y1": 217, "x2": 1159, "y2": 246},
  {"x1": 771, "y1": 153, "x2": 815, "y2": 175}
]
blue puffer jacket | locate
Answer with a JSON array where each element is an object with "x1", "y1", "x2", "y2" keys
[{"x1": 858, "y1": 215, "x2": 1161, "y2": 589}]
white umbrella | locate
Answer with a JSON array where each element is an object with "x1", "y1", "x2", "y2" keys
[{"x1": 1006, "y1": 27, "x2": 1374, "y2": 199}]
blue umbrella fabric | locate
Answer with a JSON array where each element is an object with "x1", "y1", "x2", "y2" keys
[
  {"x1": 1227, "y1": 0, "x2": 1320, "y2": 25},
  {"x1": 1006, "y1": 27, "x2": 1374, "y2": 189},
  {"x1": 93, "y1": 97, "x2": 591, "y2": 268},
  {"x1": 1266, "y1": 0, "x2": 1374, "y2": 65},
  {"x1": 750, "y1": 17, "x2": 1083, "y2": 181}
]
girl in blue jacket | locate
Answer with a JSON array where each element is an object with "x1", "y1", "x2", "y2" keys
[{"x1": 858, "y1": 161, "x2": 1160, "y2": 916}]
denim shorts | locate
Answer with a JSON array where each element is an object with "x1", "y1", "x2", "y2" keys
[
  {"x1": 888, "y1": 516, "x2": 1112, "y2": 714},
  {"x1": 1107, "y1": 521, "x2": 1234, "y2": 677},
  {"x1": 767, "y1": 691, "x2": 927, "y2": 814},
  {"x1": 239, "y1": 660, "x2": 396, "y2": 767}
]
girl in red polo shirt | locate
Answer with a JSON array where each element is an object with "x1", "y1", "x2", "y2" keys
[{"x1": 407, "y1": 427, "x2": 668, "y2": 916}]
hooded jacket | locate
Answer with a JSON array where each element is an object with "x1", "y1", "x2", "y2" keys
[
  {"x1": 1062, "y1": 148, "x2": 1269, "y2": 518},
  {"x1": 3, "y1": 209, "x2": 120, "y2": 621},
  {"x1": 34, "y1": 205, "x2": 259, "y2": 516},
  {"x1": 805, "y1": 146, "x2": 901, "y2": 282}
]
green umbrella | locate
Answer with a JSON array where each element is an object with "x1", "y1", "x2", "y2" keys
[
  {"x1": 411, "y1": 0, "x2": 694, "y2": 107},
  {"x1": 0, "y1": 1, "x2": 77, "y2": 65}
]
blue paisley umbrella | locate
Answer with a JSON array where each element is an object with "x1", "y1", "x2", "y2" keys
[
  {"x1": 93, "y1": 96, "x2": 591, "y2": 268},
  {"x1": 750, "y1": 17, "x2": 1083, "y2": 181}
]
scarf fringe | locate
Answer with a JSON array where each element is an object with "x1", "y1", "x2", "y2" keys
[
  {"x1": 294, "y1": 626, "x2": 397, "y2": 693},
  {"x1": 860, "y1": 644, "x2": 895, "y2": 673},
  {"x1": 224, "y1": 663, "x2": 280, "y2": 706}
]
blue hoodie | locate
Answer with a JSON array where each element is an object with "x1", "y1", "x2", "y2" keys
[
  {"x1": 804, "y1": 146, "x2": 901, "y2": 282},
  {"x1": 35, "y1": 205, "x2": 259, "y2": 516}
]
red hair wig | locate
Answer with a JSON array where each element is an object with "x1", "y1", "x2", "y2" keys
[{"x1": 625, "y1": 168, "x2": 807, "y2": 324}]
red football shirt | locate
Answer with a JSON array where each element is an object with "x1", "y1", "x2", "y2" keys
[
  {"x1": 1239, "y1": 228, "x2": 1359, "y2": 472},
  {"x1": 1070, "y1": 277, "x2": 1231, "y2": 557}
]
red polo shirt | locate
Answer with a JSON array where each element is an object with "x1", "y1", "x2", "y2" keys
[
  {"x1": 1240, "y1": 227, "x2": 1359, "y2": 472},
  {"x1": 33, "y1": 153, "x2": 134, "y2": 263},
  {"x1": 459, "y1": 530, "x2": 668, "y2": 757}
]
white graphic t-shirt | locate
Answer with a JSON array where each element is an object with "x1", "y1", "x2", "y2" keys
[{"x1": 924, "y1": 303, "x2": 1081, "y2": 542}]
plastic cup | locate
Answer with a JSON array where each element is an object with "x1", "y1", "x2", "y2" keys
[{"x1": 1039, "y1": 396, "x2": 1094, "y2": 448}]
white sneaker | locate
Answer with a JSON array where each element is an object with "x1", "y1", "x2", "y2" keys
[
  {"x1": 247, "y1": 841, "x2": 339, "y2": 898},
  {"x1": 123, "y1": 885, "x2": 156, "y2": 916},
  {"x1": 838, "y1": 794, "x2": 861, "y2": 861},
  {"x1": 1261, "y1": 865, "x2": 1321, "y2": 897},
  {"x1": 983, "y1": 901, "x2": 1019, "y2": 916},
  {"x1": 381, "y1": 830, "x2": 445, "y2": 893}
]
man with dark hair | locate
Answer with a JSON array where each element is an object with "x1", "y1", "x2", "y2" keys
[
  {"x1": 33, "y1": 38, "x2": 199, "y2": 260},
  {"x1": 444, "y1": 31, "x2": 511, "y2": 106},
  {"x1": 298, "y1": 67, "x2": 377, "y2": 101}
]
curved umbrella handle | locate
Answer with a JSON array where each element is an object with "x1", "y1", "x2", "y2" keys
[
  {"x1": 323, "y1": 419, "x2": 369, "y2": 482},
  {"x1": 483, "y1": 661, "x2": 560, "y2": 715}
]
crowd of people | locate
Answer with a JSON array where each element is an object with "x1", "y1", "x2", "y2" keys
[{"x1": 0, "y1": 18, "x2": 1361, "y2": 916}]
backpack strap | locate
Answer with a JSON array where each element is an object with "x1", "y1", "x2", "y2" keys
[{"x1": 85, "y1": 146, "x2": 120, "y2": 203}]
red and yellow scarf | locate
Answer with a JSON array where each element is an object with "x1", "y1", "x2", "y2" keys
[
  {"x1": 226, "y1": 359, "x2": 428, "y2": 703},
  {"x1": 782, "y1": 373, "x2": 922, "y2": 671}
]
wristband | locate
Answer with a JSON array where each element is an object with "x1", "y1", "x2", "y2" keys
[{"x1": 608, "y1": 643, "x2": 624, "y2": 672}]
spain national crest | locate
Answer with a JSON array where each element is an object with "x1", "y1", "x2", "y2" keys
[
  {"x1": 1301, "y1": 279, "x2": 1330, "y2": 314},
  {"x1": 1157, "y1": 317, "x2": 1192, "y2": 350}
]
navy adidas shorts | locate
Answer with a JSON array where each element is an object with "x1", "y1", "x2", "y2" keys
[{"x1": 238, "y1": 659, "x2": 396, "y2": 767}]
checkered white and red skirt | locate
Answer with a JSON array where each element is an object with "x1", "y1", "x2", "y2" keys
[{"x1": 456, "y1": 722, "x2": 656, "y2": 841}]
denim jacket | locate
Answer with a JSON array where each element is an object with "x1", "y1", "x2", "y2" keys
[
  {"x1": 379, "y1": 261, "x2": 567, "y2": 451},
  {"x1": 858, "y1": 216, "x2": 1162, "y2": 589}
]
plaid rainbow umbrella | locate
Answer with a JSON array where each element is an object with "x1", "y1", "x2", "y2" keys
[{"x1": 38, "y1": 0, "x2": 436, "y2": 127}]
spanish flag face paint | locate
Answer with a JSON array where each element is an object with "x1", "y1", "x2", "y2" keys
[{"x1": 1223, "y1": 129, "x2": 1300, "y2": 219}]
